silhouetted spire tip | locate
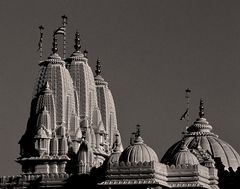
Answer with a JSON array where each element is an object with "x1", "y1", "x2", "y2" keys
[
  {"x1": 74, "y1": 31, "x2": 81, "y2": 52},
  {"x1": 52, "y1": 35, "x2": 58, "y2": 54},
  {"x1": 199, "y1": 98, "x2": 205, "y2": 118},
  {"x1": 83, "y1": 49, "x2": 88, "y2": 58},
  {"x1": 39, "y1": 25, "x2": 44, "y2": 30},
  {"x1": 95, "y1": 58, "x2": 101, "y2": 76},
  {"x1": 136, "y1": 124, "x2": 141, "y2": 137}
]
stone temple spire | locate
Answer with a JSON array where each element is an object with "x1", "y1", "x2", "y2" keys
[
  {"x1": 199, "y1": 98, "x2": 204, "y2": 118},
  {"x1": 52, "y1": 35, "x2": 58, "y2": 54}
]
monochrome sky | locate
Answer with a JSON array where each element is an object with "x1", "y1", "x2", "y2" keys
[{"x1": 1, "y1": 0, "x2": 240, "y2": 175}]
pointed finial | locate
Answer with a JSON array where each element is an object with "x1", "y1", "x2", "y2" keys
[
  {"x1": 38, "y1": 25, "x2": 44, "y2": 60},
  {"x1": 95, "y1": 58, "x2": 101, "y2": 76},
  {"x1": 83, "y1": 49, "x2": 88, "y2": 58},
  {"x1": 39, "y1": 25, "x2": 44, "y2": 31},
  {"x1": 185, "y1": 88, "x2": 191, "y2": 98},
  {"x1": 136, "y1": 124, "x2": 141, "y2": 137},
  {"x1": 62, "y1": 15, "x2": 68, "y2": 27},
  {"x1": 74, "y1": 31, "x2": 81, "y2": 52},
  {"x1": 52, "y1": 35, "x2": 58, "y2": 54},
  {"x1": 199, "y1": 98, "x2": 205, "y2": 118}
]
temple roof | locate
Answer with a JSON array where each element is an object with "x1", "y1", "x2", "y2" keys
[{"x1": 161, "y1": 99, "x2": 240, "y2": 171}]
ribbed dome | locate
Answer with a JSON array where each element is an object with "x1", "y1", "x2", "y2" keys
[
  {"x1": 161, "y1": 100, "x2": 240, "y2": 171},
  {"x1": 169, "y1": 145, "x2": 199, "y2": 166},
  {"x1": 119, "y1": 136, "x2": 159, "y2": 163}
]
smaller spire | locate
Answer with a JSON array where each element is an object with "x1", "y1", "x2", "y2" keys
[
  {"x1": 112, "y1": 134, "x2": 121, "y2": 152},
  {"x1": 83, "y1": 49, "x2": 88, "y2": 58},
  {"x1": 46, "y1": 81, "x2": 50, "y2": 90},
  {"x1": 74, "y1": 31, "x2": 81, "y2": 52},
  {"x1": 95, "y1": 58, "x2": 101, "y2": 76},
  {"x1": 52, "y1": 35, "x2": 58, "y2": 54},
  {"x1": 199, "y1": 98, "x2": 205, "y2": 118}
]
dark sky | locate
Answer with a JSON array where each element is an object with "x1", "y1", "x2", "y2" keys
[{"x1": 1, "y1": 0, "x2": 240, "y2": 175}]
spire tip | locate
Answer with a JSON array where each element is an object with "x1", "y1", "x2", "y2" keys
[
  {"x1": 199, "y1": 98, "x2": 205, "y2": 118},
  {"x1": 74, "y1": 31, "x2": 81, "y2": 52},
  {"x1": 95, "y1": 58, "x2": 101, "y2": 76}
]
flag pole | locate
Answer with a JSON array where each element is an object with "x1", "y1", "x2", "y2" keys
[
  {"x1": 62, "y1": 15, "x2": 67, "y2": 59},
  {"x1": 185, "y1": 88, "x2": 191, "y2": 127}
]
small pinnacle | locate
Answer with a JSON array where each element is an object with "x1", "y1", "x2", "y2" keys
[
  {"x1": 52, "y1": 35, "x2": 58, "y2": 54},
  {"x1": 45, "y1": 82, "x2": 50, "y2": 89},
  {"x1": 95, "y1": 58, "x2": 101, "y2": 76},
  {"x1": 43, "y1": 106, "x2": 47, "y2": 111},
  {"x1": 74, "y1": 31, "x2": 81, "y2": 52},
  {"x1": 199, "y1": 98, "x2": 205, "y2": 118}
]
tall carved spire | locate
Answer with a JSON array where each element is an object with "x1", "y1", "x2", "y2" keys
[
  {"x1": 95, "y1": 58, "x2": 101, "y2": 76},
  {"x1": 52, "y1": 35, "x2": 58, "y2": 54},
  {"x1": 74, "y1": 31, "x2": 81, "y2": 52},
  {"x1": 199, "y1": 98, "x2": 205, "y2": 118}
]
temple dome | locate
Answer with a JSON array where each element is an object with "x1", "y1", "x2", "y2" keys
[
  {"x1": 168, "y1": 145, "x2": 199, "y2": 166},
  {"x1": 119, "y1": 135, "x2": 159, "y2": 163},
  {"x1": 161, "y1": 99, "x2": 240, "y2": 171}
]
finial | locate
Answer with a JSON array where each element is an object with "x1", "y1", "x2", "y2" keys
[
  {"x1": 62, "y1": 15, "x2": 68, "y2": 27},
  {"x1": 74, "y1": 31, "x2": 81, "y2": 52},
  {"x1": 52, "y1": 35, "x2": 58, "y2": 54},
  {"x1": 83, "y1": 49, "x2": 88, "y2": 58},
  {"x1": 37, "y1": 25, "x2": 44, "y2": 60},
  {"x1": 136, "y1": 124, "x2": 141, "y2": 137},
  {"x1": 199, "y1": 98, "x2": 205, "y2": 118},
  {"x1": 39, "y1": 25, "x2": 44, "y2": 31},
  {"x1": 185, "y1": 88, "x2": 191, "y2": 98},
  {"x1": 95, "y1": 58, "x2": 101, "y2": 76}
]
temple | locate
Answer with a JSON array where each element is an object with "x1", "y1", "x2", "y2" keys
[{"x1": 0, "y1": 17, "x2": 240, "y2": 189}]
